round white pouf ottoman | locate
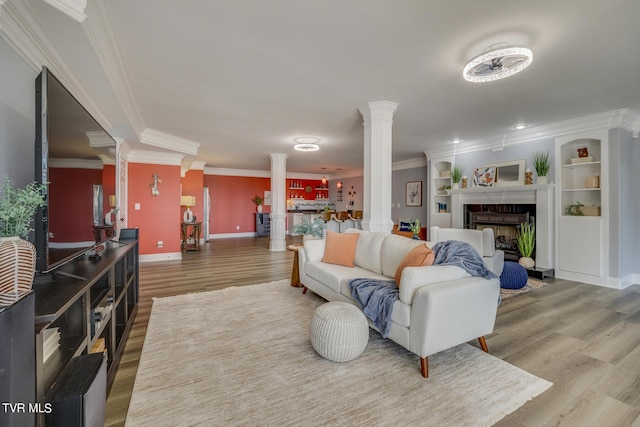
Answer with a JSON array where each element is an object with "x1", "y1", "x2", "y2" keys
[{"x1": 310, "y1": 301, "x2": 369, "y2": 362}]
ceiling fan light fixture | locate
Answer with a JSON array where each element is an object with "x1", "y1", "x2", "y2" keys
[
  {"x1": 463, "y1": 45, "x2": 533, "y2": 83},
  {"x1": 294, "y1": 143, "x2": 319, "y2": 152},
  {"x1": 293, "y1": 136, "x2": 320, "y2": 152}
]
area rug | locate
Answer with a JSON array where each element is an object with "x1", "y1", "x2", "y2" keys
[
  {"x1": 501, "y1": 278, "x2": 549, "y2": 301},
  {"x1": 126, "y1": 280, "x2": 552, "y2": 426}
]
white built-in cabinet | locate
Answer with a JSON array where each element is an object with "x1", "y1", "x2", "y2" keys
[
  {"x1": 430, "y1": 158, "x2": 452, "y2": 228},
  {"x1": 555, "y1": 130, "x2": 609, "y2": 286}
]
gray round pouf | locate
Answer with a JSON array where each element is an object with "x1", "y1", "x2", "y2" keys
[{"x1": 310, "y1": 302, "x2": 369, "y2": 362}]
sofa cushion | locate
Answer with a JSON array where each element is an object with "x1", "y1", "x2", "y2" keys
[
  {"x1": 381, "y1": 234, "x2": 424, "y2": 278},
  {"x1": 305, "y1": 261, "x2": 383, "y2": 293},
  {"x1": 321, "y1": 231, "x2": 359, "y2": 267},
  {"x1": 394, "y1": 243, "x2": 435, "y2": 285},
  {"x1": 345, "y1": 228, "x2": 386, "y2": 274}
]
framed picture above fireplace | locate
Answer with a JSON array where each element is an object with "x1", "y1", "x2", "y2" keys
[{"x1": 484, "y1": 159, "x2": 525, "y2": 186}]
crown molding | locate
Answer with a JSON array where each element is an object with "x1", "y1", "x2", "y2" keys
[
  {"x1": 49, "y1": 158, "x2": 103, "y2": 169},
  {"x1": 98, "y1": 153, "x2": 115, "y2": 165},
  {"x1": 190, "y1": 161, "x2": 207, "y2": 170},
  {"x1": 86, "y1": 130, "x2": 115, "y2": 148},
  {"x1": 82, "y1": 0, "x2": 145, "y2": 136},
  {"x1": 0, "y1": 0, "x2": 111, "y2": 128},
  {"x1": 329, "y1": 168, "x2": 364, "y2": 180},
  {"x1": 204, "y1": 167, "x2": 271, "y2": 178},
  {"x1": 127, "y1": 149, "x2": 184, "y2": 166},
  {"x1": 42, "y1": 0, "x2": 86, "y2": 23},
  {"x1": 425, "y1": 108, "x2": 640, "y2": 158},
  {"x1": 392, "y1": 156, "x2": 427, "y2": 171},
  {"x1": 140, "y1": 128, "x2": 200, "y2": 156},
  {"x1": 286, "y1": 172, "x2": 325, "y2": 180}
]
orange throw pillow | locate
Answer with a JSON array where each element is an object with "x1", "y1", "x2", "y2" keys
[
  {"x1": 321, "y1": 231, "x2": 359, "y2": 267},
  {"x1": 394, "y1": 243, "x2": 435, "y2": 285}
]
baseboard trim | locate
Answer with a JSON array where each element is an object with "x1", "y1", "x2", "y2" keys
[
  {"x1": 609, "y1": 274, "x2": 640, "y2": 289},
  {"x1": 140, "y1": 252, "x2": 182, "y2": 263},
  {"x1": 210, "y1": 232, "x2": 257, "y2": 239}
]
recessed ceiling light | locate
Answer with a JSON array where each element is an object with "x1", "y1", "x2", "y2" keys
[
  {"x1": 512, "y1": 124, "x2": 529, "y2": 130},
  {"x1": 451, "y1": 139, "x2": 461, "y2": 144},
  {"x1": 463, "y1": 44, "x2": 533, "y2": 83}
]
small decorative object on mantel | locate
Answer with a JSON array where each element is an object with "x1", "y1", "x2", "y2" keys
[
  {"x1": 461, "y1": 176, "x2": 468, "y2": 189},
  {"x1": 516, "y1": 222, "x2": 535, "y2": 268},
  {"x1": 532, "y1": 151, "x2": 550, "y2": 184},
  {"x1": 0, "y1": 176, "x2": 46, "y2": 307},
  {"x1": 524, "y1": 169, "x2": 533, "y2": 185}
]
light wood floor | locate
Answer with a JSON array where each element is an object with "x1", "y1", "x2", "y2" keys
[{"x1": 106, "y1": 237, "x2": 640, "y2": 426}]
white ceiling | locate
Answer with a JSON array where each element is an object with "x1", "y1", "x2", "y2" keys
[{"x1": 4, "y1": 0, "x2": 640, "y2": 174}]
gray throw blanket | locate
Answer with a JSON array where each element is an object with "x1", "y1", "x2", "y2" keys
[
  {"x1": 432, "y1": 240, "x2": 498, "y2": 280},
  {"x1": 348, "y1": 278, "x2": 398, "y2": 338}
]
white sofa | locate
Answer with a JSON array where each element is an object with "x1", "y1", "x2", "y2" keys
[
  {"x1": 430, "y1": 226, "x2": 505, "y2": 277},
  {"x1": 298, "y1": 228, "x2": 500, "y2": 377}
]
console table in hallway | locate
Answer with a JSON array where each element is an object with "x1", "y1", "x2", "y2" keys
[{"x1": 181, "y1": 222, "x2": 202, "y2": 252}]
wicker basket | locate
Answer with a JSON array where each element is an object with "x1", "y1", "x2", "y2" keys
[{"x1": 0, "y1": 237, "x2": 37, "y2": 306}]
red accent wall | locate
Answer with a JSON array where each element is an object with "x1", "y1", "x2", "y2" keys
[
  {"x1": 49, "y1": 168, "x2": 101, "y2": 243},
  {"x1": 128, "y1": 163, "x2": 181, "y2": 255},
  {"x1": 203, "y1": 175, "x2": 272, "y2": 234},
  {"x1": 181, "y1": 170, "x2": 204, "y2": 223}
]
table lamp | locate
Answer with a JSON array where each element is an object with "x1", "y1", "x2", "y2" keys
[{"x1": 181, "y1": 195, "x2": 196, "y2": 222}]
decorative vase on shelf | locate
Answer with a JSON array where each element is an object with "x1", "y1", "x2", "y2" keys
[
  {"x1": 257, "y1": 204, "x2": 263, "y2": 213},
  {"x1": 537, "y1": 176, "x2": 548, "y2": 185},
  {"x1": 452, "y1": 182, "x2": 460, "y2": 190},
  {"x1": 0, "y1": 237, "x2": 37, "y2": 307}
]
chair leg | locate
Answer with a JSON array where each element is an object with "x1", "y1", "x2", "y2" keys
[
  {"x1": 420, "y1": 357, "x2": 428, "y2": 378},
  {"x1": 302, "y1": 286, "x2": 307, "y2": 295},
  {"x1": 478, "y1": 336, "x2": 489, "y2": 353}
]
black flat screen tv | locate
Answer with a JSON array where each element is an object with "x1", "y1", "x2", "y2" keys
[{"x1": 35, "y1": 66, "x2": 117, "y2": 273}]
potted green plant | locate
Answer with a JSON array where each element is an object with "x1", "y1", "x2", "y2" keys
[
  {"x1": 516, "y1": 222, "x2": 536, "y2": 268},
  {"x1": 0, "y1": 176, "x2": 46, "y2": 306},
  {"x1": 409, "y1": 218, "x2": 421, "y2": 240},
  {"x1": 293, "y1": 216, "x2": 326, "y2": 240},
  {"x1": 252, "y1": 195, "x2": 264, "y2": 213},
  {"x1": 451, "y1": 165, "x2": 464, "y2": 189},
  {"x1": 532, "y1": 152, "x2": 550, "y2": 184},
  {"x1": 564, "y1": 201, "x2": 585, "y2": 216}
]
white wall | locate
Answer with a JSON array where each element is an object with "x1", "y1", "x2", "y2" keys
[
  {"x1": 392, "y1": 166, "x2": 427, "y2": 225},
  {"x1": 0, "y1": 37, "x2": 36, "y2": 187}
]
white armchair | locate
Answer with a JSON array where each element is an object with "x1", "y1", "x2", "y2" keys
[{"x1": 429, "y1": 226, "x2": 504, "y2": 277}]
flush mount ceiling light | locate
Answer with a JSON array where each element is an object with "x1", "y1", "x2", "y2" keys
[
  {"x1": 463, "y1": 44, "x2": 533, "y2": 83},
  {"x1": 512, "y1": 124, "x2": 529, "y2": 130},
  {"x1": 293, "y1": 136, "x2": 320, "y2": 152}
]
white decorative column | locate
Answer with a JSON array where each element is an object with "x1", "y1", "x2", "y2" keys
[
  {"x1": 358, "y1": 101, "x2": 398, "y2": 232},
  {"x1": 269, "y1": 153, "x2": 288, "y2": 251}
]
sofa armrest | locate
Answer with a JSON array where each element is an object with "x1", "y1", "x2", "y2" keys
[
  {"x1": 483, "y1": 250, "x2": 504, "y2": 277},
  {"x1": 398, "y1": 265, "x2": 470, "y2": 305},
  {"x1": 299, "y1": 239, "x2": 326, "y2": 282},
  {"x1": 408, "y1": 277, "x2": 500, "y2": 357}
]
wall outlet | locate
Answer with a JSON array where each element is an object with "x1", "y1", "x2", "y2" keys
[
  {"x1": 48, "y1": 232, "x2": 54, "y2": 238},
  {"x1": 135, "y1": 203, "x2": 141, "y2": 210},
  {"x1": 236, "y1": 225, "x2": 240, "y2": 230},
  {"x1": 157, "y1": 241, "x2": 163, "y2": 248}
]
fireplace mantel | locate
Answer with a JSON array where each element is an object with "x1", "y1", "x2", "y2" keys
[{"x1": 449, "y1": 184, "x2": 555, "y2": 270}]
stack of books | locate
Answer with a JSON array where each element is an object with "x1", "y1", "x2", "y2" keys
[{"x1": 42, "y1": 327, "x2": 60, "y2": 363}]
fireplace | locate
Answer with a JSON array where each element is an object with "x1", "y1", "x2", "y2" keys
[
  {"x1": 449, "y1": 185, "x2": 554, "y2": 271},
  {"x1": 464, "y1": 204, "x2": 536, "y2": 261}
]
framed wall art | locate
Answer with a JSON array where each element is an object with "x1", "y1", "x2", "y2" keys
[
  {"x1": 405, "y1": 181, "x2": 422, "y2": 206},
  {"x1": 473, "y1": 167, "x2": 495, "y2": 187}
]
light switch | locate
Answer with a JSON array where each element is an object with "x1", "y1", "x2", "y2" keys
[{"x1": 135, "y1": 203, "x2": 141, "y2": 210}]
